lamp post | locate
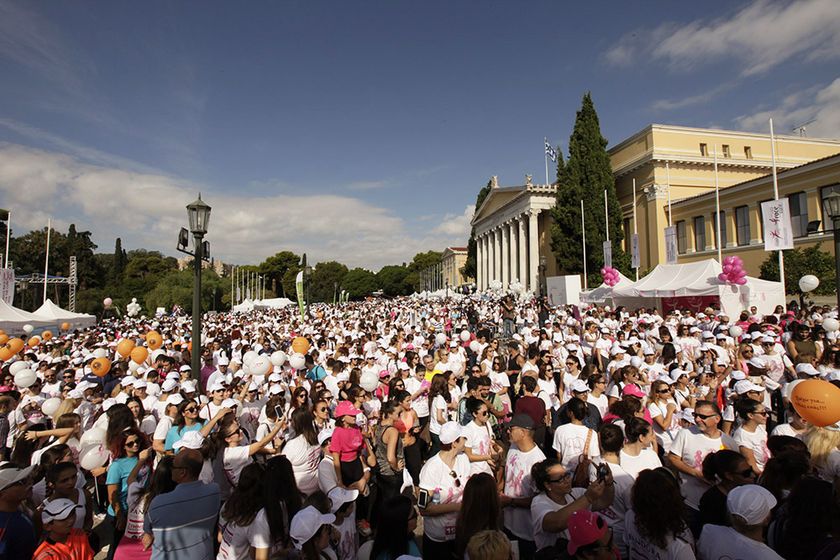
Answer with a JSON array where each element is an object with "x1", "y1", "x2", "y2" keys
[
  {"x1": 445, "y1": 279, "x2": 449, "y2": 299},
  {"x1": 538, "y1": 255, "x2": 547, "y2": 297},
  {"x1": 822, "y1": 191, "x2": 840, "y2": 310},
  {"x1": 178, "y1": 194, "x2": 211, "y2": 381},
  {"x1": 333, "y1": 281, "x2": 338, "y2": 305}
]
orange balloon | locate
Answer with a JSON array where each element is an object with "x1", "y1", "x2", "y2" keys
[
  {"x1": 6, "y1": 338, "x2": 24, "y2": 355},
  {"x1": 187, "y1": 341, "x2": 192, "y2": 352},
  {"x1": 116, "y1": 339, "x2": 136, "y2": 358},
  {"x1": 146, "y1": 331, "x2": 163, "y2": 351},
  {"x1": 91, "y1": 357, "x2": 111, "y2": 377},
  {"x1": 0, "y1": 334, "x2": 7, "y2": 346},
  {"x1": 41, "y1": 330, "x2": 53, "y2": 341},
  {"x1": 0, "y1": 346, "x2": 12, "y2": 361},
  {"x1": 0, "y1": 329, "x2": 4, "y2": 337},
  {"x1": 791, "y1": 379, "x2": 840, "y2": 427},
  {"x1": 291, "y1": 337, "x2": 310, "y2": 354},
  {"x1": 27, "y1": 336, "x2": 41, "y2": 347},
  {"x1": 130, "y1": 346, "x2": 148, "y2": 364},
  {"x1": 60, "y1": 322, "x2": 71, "y2": 332}
]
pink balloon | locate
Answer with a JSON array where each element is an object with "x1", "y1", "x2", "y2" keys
[
  {"x1": 733, "y1": 256, "x2": 743, "y2": 265},
  {"x1": 600, "y1": 267, "x2": 607, "y2": 275},
  {"x1": 736, "y1": 277, "x2": 747, "y2": 285},
  {"x1": 718, "y1": 273, "x2": 728, "y2": 282},
  {"x1": 723, "y1": 265, "x2": 731, "y2": 274},
  {"x1": 724, "y1": 256, "x2": 733, "y2": 265}
]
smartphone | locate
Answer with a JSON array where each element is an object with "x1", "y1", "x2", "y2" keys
[{"x1": 417, "y1": 488, "x2": 430, "y2": 510}]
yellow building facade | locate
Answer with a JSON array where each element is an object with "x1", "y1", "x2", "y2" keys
[
  {"x1": 441, "y1": 246, "x2": 470, "y2": 287},
  {"x1": 609, "y1": 124, "x2": 840, "y2": 272}
]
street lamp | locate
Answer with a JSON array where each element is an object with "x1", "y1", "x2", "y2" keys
[
  {"x1": 177, "y1": 194, "x2": 211, "y2": 381},
  {"x1": 445, "y1": 279, "x2": 449, "y2": 299},
  {"x1": 822, "y1": 191, "x2": 840, "y2": 309},
  {"x1": 538, "y1": 255, "x2": 547, "y2": 297}
]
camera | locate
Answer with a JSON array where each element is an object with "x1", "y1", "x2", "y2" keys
[{"x1": 596, "y1": 463, "x2": 611, "y2": 482}]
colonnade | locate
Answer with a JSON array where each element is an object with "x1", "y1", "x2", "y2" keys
[{"x1": 476, "y1": 210, "x2": 541, "y2": 292}]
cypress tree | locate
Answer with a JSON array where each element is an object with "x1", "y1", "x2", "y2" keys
[
  {"x1": 550, "y1": 92, "x2": 629, "y2": 285},
  {"x1": 113, "y1": 237, "x2": 124, "y2": 282}
]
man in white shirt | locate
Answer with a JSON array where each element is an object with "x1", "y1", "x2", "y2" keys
[
  {"x1": 501, "y1": 414, "x2": 545, "y2": 559},
  {"x1": 697, "y1": 484, "x2": 782, "y2": 559}
]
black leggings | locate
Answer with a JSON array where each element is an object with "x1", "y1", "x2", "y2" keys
[{"x1": 403, "y1": 440, "x2": 422, "y2": 483}]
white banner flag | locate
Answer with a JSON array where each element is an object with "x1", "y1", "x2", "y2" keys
[
  {"x1": 0, "y1": 269, "x2": 13, "y2": 305},
  {"x1": 664, "y1": 226, "x2": 678, "y2": 264},
  {"x1": 631, "y1": 234, "x2": 640, "y2": 268},
  {"x1": 602, "y1": 241, "x2": 612, "y2": 268},
  {"x1": 761, "y1": 199, "x2": 794, "y2": 251}
]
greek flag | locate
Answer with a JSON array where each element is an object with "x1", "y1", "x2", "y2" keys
[{"x1": 544, "y1": 139, "x2": 557, "y2": 162}]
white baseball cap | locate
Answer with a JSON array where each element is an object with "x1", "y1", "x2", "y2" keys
[
  {"x1": 734, "y1": 380, "x2": 764, "y2": 395},
  {"x1": 726, "y1": 484, "x2": 777, "y2": 525},
  {"x1": 794, "y1": 363, "x2": 820, "y2": 376},
  {"x1": 41, "y1": 498, "x2": 79, "y2": 523},
  {"x1": 318, "y1": 428, "x2": 334, "y2": 446},
  {"x1": 327, "y1": 486, "x2": 359, "y2": 513},
  {"x1": 571, "y1": 379, "x2": 590, "y2": 393},
  {"x1": 438, "y1": 421, "x2": 466, "y2": 445},
  {"x1": 290, "y1": 506, "x2": 336, "y2": 549},
  {"x1": 0, "y1": 465, "x2": 34, "y2": 491}
]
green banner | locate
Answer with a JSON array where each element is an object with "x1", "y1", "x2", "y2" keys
[{"x1": 295, "y1": 270, "x2": 305, "y2": 320}]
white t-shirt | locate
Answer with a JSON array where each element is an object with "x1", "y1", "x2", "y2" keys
[
  {"x1": 588, "y1": 393, "x2": 609, "y2": 417},
  {"x1": 669, "y1": 427, "x2": 737, "y2": 509},
  {"x1": 419, "y1": 453, "x2": 470, "y2": 542},
  {"x1": 153, "y1": 415, "x2": 174, "y2": 443},
  {"x1": 697, "y1": 523, "x2": 782, "y2": 560},
  {"x1": 502, "y1": 444, "x2": 546, "y2": 540},
  {"x1": 619, "y1": 448, "x2": 662, "y2": 480},
  {"x1": 530, "y1": 488, "x2": 586, "y2": 550},
  {"x1": 733, "y1": 425, "x2": 770, "y2": 471},
  {"x1": 462, "y1": 421, "x2": 493, "y2": 476},
  {"x1": 552, "y1": 423, "x2": 600, "y2": 471},
  {"x1": 333, "y1": 511, "x2": 358, "y2": 560},
  {"x1": 217, "y1": 508, "x2": 271, "y2": 560},
  {"x1": 404, "y1": 377, "x2": 429, "y2": 417},
  {"x1": 648, "y1": 400, "x2": 680, "y2": 454},
  {"x1": 318, "y1": 455, "x2": 339, "y2": 494},
  {"x1": 624, "y1": 509, "x2": 696, "y2": 560},
  {"x1": 282, "y1": 434, "x2": 322, "y2": 496},
  {"x1": 591, "y1": 460, "x2": 634, "y2": 558},
  {"x1": 223, "y1": 446, "x2": 252, "y2": 486},
  {"x1": 429, "y1": 395, "x2": 447, "y2": 435},
  {"x1": 769, "y1": 423, "x2": 804, "y2": 439}
]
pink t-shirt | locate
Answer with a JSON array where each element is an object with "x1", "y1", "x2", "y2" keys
[{"x1": 330, "y1": 426, "x2": 364, "y2": 462}]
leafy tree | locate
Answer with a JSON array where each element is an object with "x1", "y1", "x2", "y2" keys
[
  {"x1": 342, "y1": 268, "x2": 379, "y2": 300},
  {"x1": 376, "y1": 265, "x2": 412, "y2": 296},
  {"x1": 258, "y1": 251, "x2": 299, "y2": 297},
  {"x1": 145, "y1": 268, "x2": 226, "y2": 314},
  {"x1": 407, "y1": 250, "x2": 443, "y2": 292},
  {"x1": 760, "y1": 244, "x2": 836, "y2": 303},
  {"x1": 550, "y1": 92, "x2": 629, "y2": 286},
  {"x1": 310, "y1": 261, "x2": 348, "y2": 303},
  {"x1": 462, "y1": 180, "x2": 492, "y2": 281}
]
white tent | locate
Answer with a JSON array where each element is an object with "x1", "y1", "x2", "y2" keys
[
  {"x1": 580, "y1": 271, "x2": 636, "y2": 305},
  {"x1": 32, "y1": 299, "x2": 96, "y2": 329},
  {"x1": 610, "y1": 259, "x2": 785, "y2": 316},
  {"x1": 253, "y1": 298, "x2": 293, "y2": 310},
  {"x1": 0, "y1": 299, "x2": 53, "y2": 334}
]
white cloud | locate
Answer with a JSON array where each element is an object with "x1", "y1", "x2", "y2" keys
[
  {"x1": 605, "y1": 0, "x2": 840, "y2": 76},
  {"x1": 432, "y1": 205, "x2": 474, "y2": 237},
  {"x1": 0, "y1": 142, "x2": 469, "y2": 270},
  {"x1": 733, "y1": 77, "x2": 840, "y2": 138}
]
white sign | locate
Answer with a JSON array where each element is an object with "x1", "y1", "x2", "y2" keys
[
  {"x1": 761, "y1": 199, "x2": 794, "y2": 251},
  {"x1": 602, "y1": 241, "x2": 612, "y2": 268},
  {"x1": 664, "y1": 226, "x2": 678, "y2": 264},
  {"x1": 631, "y1": 233, "x2": 640, "y2": 268},
  {"x1": 546, "y1": 275, "x2": 581, "y2": 306},
  {"x1": 0, "y1": 269, "x2": 13, "y2": 305}
]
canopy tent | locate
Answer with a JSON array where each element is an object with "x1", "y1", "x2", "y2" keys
[
  {"x1": 580, "y1": 271, "x2": 635, "y2": 305},
  {"x1": 32, "y1": 299, "x2": 96, "y2": 329},
  {"x1": 610, "y1": 259, "x2": 785, "y2": 317},
  {"x1": 0, "y1": 299, "x2": 53, "y2": 334},
  {"x1": 232, "y1": 298, "x2": 255, "y2": 313},
  {"x1": 253, "y1": 298, "x2": 293, "y2": 310}
]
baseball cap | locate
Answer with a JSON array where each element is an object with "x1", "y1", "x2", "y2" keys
[
  {"x1": 208, "y1": 380, "x2": 225, "y2": 392},
  {"x1": 567, "y1": 510, "x2": 609, "y2": 555},
  {"x1": 179, "y1": 365, "x2": 191, "y2": 372},
  {"x1": 181, "y1": 380, "x2": 197, "y2": 393},
  {"x1": 571, "y1": 379, "x2": 590, "y2": 393},
  {"x1": 327, "y1": 486, "x2": 359, "y2": 513},
  {"x1": 726, "y1": 484, "x2": 777, "y2": 525},
  {"x1": 290, "y1": 506, "x2": 336, "y2": 549},
  {"x1": 747, "y1": 358, "x2": 767, "y2": 370},
  {"x1": 133, "y1": 380, "x2": 148, "y2": 389},
  {"x1": 730, "y1": 370, "x2": 747, "y2": 381},
  {"x1": 622, "y1": 384, "x2": 646, "y2": 398},
  {"x1": 794, "y1": 363, "x2": 820, "y2": 376},
  {"x1": 218, "y1": 356, "x2": 230, "y2": 366},
  {"x1": 669, "y1": 368, "x2": 688, "y2": 381},
  {"x1": 121, "y1": 376, "x2": 136, "y2": 387},
  {"x1": 734, "y1": 380, "x2": 765, "y2": 395},
  {"x1": 41, "y1": 498, "x2": 79, "y2": 523},
  {"x1": 334, "y1": 401, "x2": 362, "y2": 418},
  {"x1": 161, "y1": 379, "x2": 178, "y2": 392},
  {"x1": 318, "y1": 428, "x2": 334, "y2": 446},
  {"x1": 173, "y1": 430, "x2": 205, "y2": 451},
  {"x1": 165, "y1": 393, "x2": 185, "y2": 406},
  {"x1": 439, "y1": 421, "x2": 466, "y2": 445},
  {"x1": 0, "y1": 465, "x2": 34, "y2": 491},
  {"x1": 508, "y1": 414, "x2": 535, "y2": 430}
]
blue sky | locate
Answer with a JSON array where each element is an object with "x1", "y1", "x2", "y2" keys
[{"x1": 1, "y1": 0, "x2": 838, "y2": 269}]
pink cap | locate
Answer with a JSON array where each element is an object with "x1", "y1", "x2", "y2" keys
[
  {"x1": 622, "y1": 384, "x2": 645, "y2": 398},
  {"x1": 567, "y1": 510, "x2": 609, "y2": 555},
  {"x1": 334, "y1": 400, "x2": 362, "y2": 418}
]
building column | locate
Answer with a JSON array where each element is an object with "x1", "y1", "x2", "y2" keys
[
  {"x1": 510, "y1": 220, "x2": 519, "y2": 283},
  {"x1": 484, "y1": 234, "x2": 490, "y2": 288},
  {"x1": 495, "y1": 227, "x2": 503, "y2": 285},
  {"x1": 476, "y1": 235, "x2": 483, "y2": 290},
  {"x1": 528, "y1": 210, "x2": 540, "y2": 294},
  {"x1": 518, "y1": 216, "x2": 527, "y2": 290},
  {"x1": 501, "y1": 223, "x2": 509, "y2": 288}
]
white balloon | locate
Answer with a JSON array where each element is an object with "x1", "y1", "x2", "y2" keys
[
  {"x1": 435, "y1": 333, "x2": 447, "y2": 346},
  {"x1": 250, "y1": 355, "x2": 271, "y2": 376},
  {"x1": 22, "y1": 324, "x2": 33, "y2": 334},
  {"x1": 729, "y1": 326, "x2": 743, "y2": 338},
  {"x1": 823, "y1": 318, "x2": 839, "y2": 332},
  {"x1": 469, "y1": 340, "x2": 480, "y2": 353},
  {"x1": 243, "y1": 351, "x2": 258, "y2": 366},
  {"x1": 288, "y1": 353, "x2": 306, "y2": 370},
  {"x1": 79, "y1": 444, "x2": 109, "y2": 471},
  {"x1": 459, "y1": 330, "x2": 471, "y2": 342},
  {"x1": 9, "y1": 361, "x2": 29, "y2": 375},
  {"x1": 799, "y1": 274, "x2": 820, "y2": 293},
  {"x1": 13, "y1": 369, "x2": 37, "y2": 388},
  {"x1": 360, "y1": 371, "x2": 379, "y2": 392},
  {"x1": 93, "y1": 348, "x2": 107, "y2": 359},
  {"x1": 270, "y1": 351, "x2": 287, "y2": 367},
  {"x1": 79, "y1": 427, "x2": 107, "y2": 446},
  {"x1": 41, "y1": 397, "x2": 61, "y2": 417}
]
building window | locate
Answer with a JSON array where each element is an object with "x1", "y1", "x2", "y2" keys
[
  {"x1": 744, "y1": 146, "x2": 752, "y2": 159},
  {"x1": 693, "y1": 216, "x2": 706, "y2": 251},
  {"x1": 712, "y1": 210, "x2": 727, "y2": 248},
  {"x1": 676, "y1": 221, "x2": 687, "y2": 254},
  {"x1": 820, "y1": 184, "x2": 840, "y2": 226},
  {"x1": 722, "y1": 144, "x2": 731, "y2": 158},
  {"x1": 700, "y1": 143, "x2": 708, "y2": 156},
  {"x1": 623, "y1": 218, "x2": 632, "y2": 252},
  {"x1": 735, "y1": 205, "x2": 750, "y2": 246},
  {"x1": 788, "y1": 191, "x2": 809, "y2": 237}
]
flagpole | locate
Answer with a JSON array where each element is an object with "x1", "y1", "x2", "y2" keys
[
  {"x1": 769, "y1": 118, "x2": 786, "y2": 297},
  {"x1": 3, "y1": 210, "x2": 9, "y2": 269},
  {"x1": 544, "y1": 137, "x2": 549, "y2": 186},
  {"x1": 604, "y1": 190, "x2": 609, "y2": 242},
  {"x1": 581, "y1": 200, "x2": 588, "y2": 290},
  {"x1": 713, "y1": 145, "x2": 723, "y2": 264},
  {"x1": 43, "y1": 219, "x2": 51, "y2": 304},
  {"x1": 633, "y1": 178, "x2": 638, "y2": 281},
  {"x1": 666, "y1": 163, "x2": 672, "y2": 227}
]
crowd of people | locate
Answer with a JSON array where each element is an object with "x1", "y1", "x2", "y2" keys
[{"x1": 1, "y1": 293, "x2": 839, "y2": 559}]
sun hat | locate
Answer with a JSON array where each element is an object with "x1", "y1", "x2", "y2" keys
[
  {"x1": 334, "y1": 401, "x2": 362, "y2": 418},
  {"x1": 327, "y1": 486, "x2": 359, "y2": 513},
  {"x1": 727, "y1": 484, "x2": 777, "y2": 525},
  {"x1": 41, "y1": 498, "x2": 79, "y2": 523},
  {"x1": 438, "y1": 421, "x2": 466, "y2": 445},
  {"x1": 567, "y1": 510, "x2": 609, "y2": 555},
  {"x1": 290, "y1": 506, "x2": 335, "y2": 549}
]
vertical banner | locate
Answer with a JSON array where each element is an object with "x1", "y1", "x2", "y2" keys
[
  {"x1": 0, "y1": 269, "x2": 14, "y2": 305},
  {"x1": 761, "y1": 199, "x2": 794, "y2": 251},
  {"x1": 631, "y1": 233, "x2": 640, "y2": 269},
  {"x1": 602, "y1": 241, "x2": 612, "y2": 268},
  {"x1": 664, "y1": 226, "x2": 678, "y2": 264},
  {"x1": 295, "y1": 270, "x2": 305, "y2": 320}
]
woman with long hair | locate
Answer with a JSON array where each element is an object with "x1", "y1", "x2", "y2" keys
[
  {"x1": 218, "y1": 463, "x2": 271, "y2": 560},
  {"x1": 263, "y1": 455, "x2": 303, "y2": 555},
  {"x1": 625, "y1": 468, "x2": 695, "y2": 558},
  {"x1": 427, "y1": 373, "x2": 451, "y2": 455},
  {"x1": 733, "y1": 399, "x2": 770, "y2": 476},
  {"x1": 106, "y1": 404, "x2": 138, "y2": 450},
  {"x1": 803, "y1": 424, "x2": 840, "y2": 482},
  {"x1": 648, "y1": 379, "x2": 679, "y2": 454},
  {"x1": 392, "y1": 389, "x2": 421, "y2": 483},
  {"x1": 619, "y1": 417, "x2": 662, "y2": 479},
  {"x1": 210, "y1": 410, "x2": 282, "y2": 487},
  {"x1": 290, "y1": 506, "x2": 335, "y2": 560},
  {"x1": 364, "y1": 495, "x2": 420, "y2": 560},
  {"x1": 455, "y1": 472, "x2": 501, "y2": 558},
  {"x1": 311, "y1": 399, "x2": 335, "y2": 432},
  {"x1": 698, "y1": 449, "x2": 754, "y2": 527},
  {"x1": 106, "y1": 427, "x2": 150, "y2": 560},
  {"x1": 126, "y1": 397, "x2": 156, "y2": 436},
  {"x1": 289, "y1": 386, "x2": 310, "y2": 423},
  {"x1": 373, "y1": 400, "x2": 404, "y2": 503},
  {"x1": 283, "y1": 408, "x2": 321, "y2": 496}
]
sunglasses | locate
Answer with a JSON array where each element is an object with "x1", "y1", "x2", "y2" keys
[
  {"x1": 316, "y1": 407, "x2": 328, "y2": 413},
  {"x1": 751, "y1": 410, "x2": 768, "y2": 416},
  {"x1": 125, "y1": 440, "x2": 139, "y2": 447},
  {"x1": 656, "y1": 388, "x2": 671, "y2": 393},
  {"x1": 184, "y1": 406, "x2": 198, "y2": 413},
  {"x1": 548, "y1": 472, "x2": 572, "y2": 484},
  {"x1": 449, "y1": 470, "x2": 461, "y2": 487},
  {"x1": 693, "y1": 412, "x2": 719, "y2": 420}
]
